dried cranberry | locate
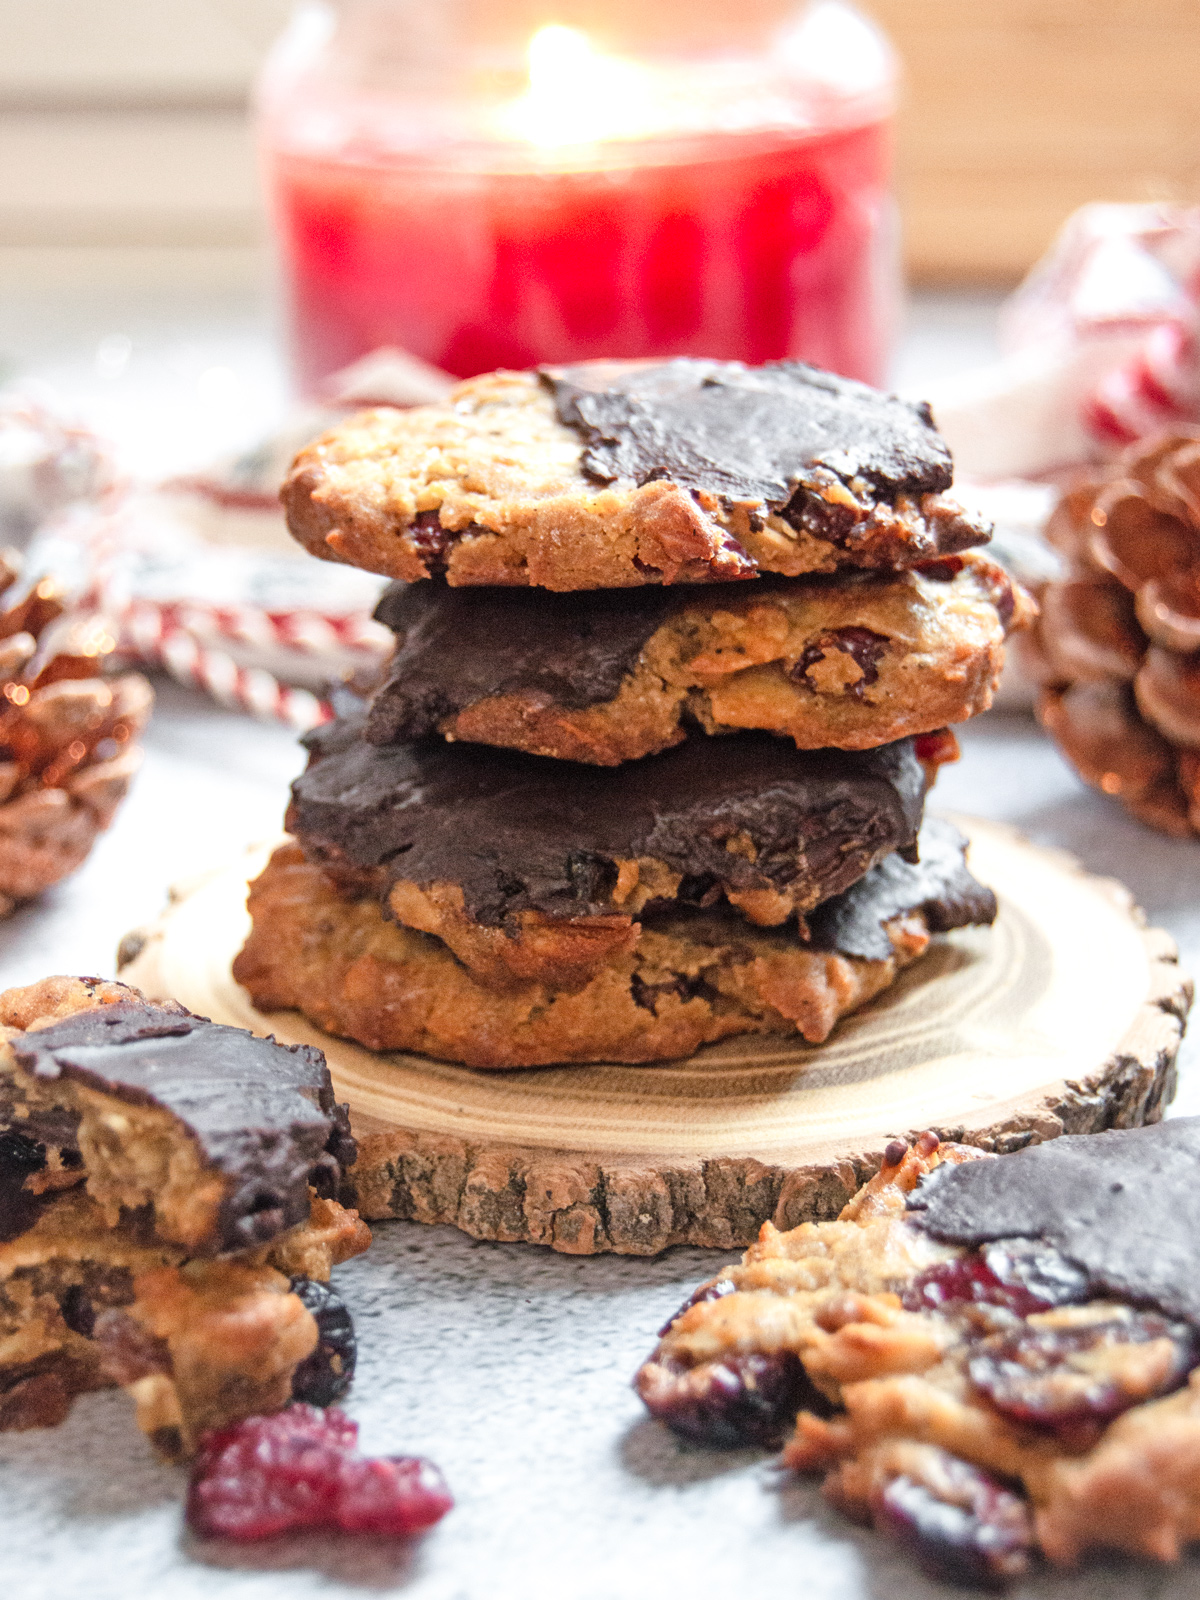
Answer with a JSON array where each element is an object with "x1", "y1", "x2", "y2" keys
[
  {"x1": 405, "y1": 510, "x2": 466, "y2": 571},
  {"x1": 92, "y1": 1308, "x2": 172, "y2": 1385},
  {"x1": 186, "y1": 1406, "x2": 453, "y2": 1542},
  {"x1": 0, "y1": 1130, "x2": 50, "y2": 1242},
  {"x1": 903, "y1": 1256, "x2": 1049, "y2": 1318},
  {"x1": 407, "y1": 509, "x2": 448, "y2": 553},
  {"x1": 913, "y1": 555, "x2": 967, "y2": 582},
  {"x1": 781, "y1": 486, "x2": 859, "y2": 545},
  {"x1": 913, "y1": 727, "x2": 960, "y2": 772},
  {"x1": 902, "y1": 1243, "x2": 1086, "y2": 1319},
  {"x1": 968, "y1": 1311, "x2": 1196, "y2": 1430},
  {"x1": 873, "y1": 1459, "x2": 1032, "y2": 1589},
  {"x1": 638, "y1": 1350, "x2": 831, "y2": 1449},
  {"x1": 657, "y1": 1277, "x2": 736, "y2": 1337},
  {"x1": 290, "y1": 1278, "x2": 357, "y2": 1407},
  {"x1": 792, "y1": 628, "x2": 889, "y2": 697},
  {"x1": 631, "y1": 971, "x2": 710, "y2": 1015},
  {"x1": 60, "y1": 1284, "x2": 96, "y2": 1338}
]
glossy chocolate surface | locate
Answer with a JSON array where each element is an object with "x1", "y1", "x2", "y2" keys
[
  {"x1": 293, "y1": 702, "x2": 927, "y2": 926},
  {"x1": 908, "y1": 1118, "x2": 1200, "y2": 1325},
  {"x1": 807, "y1": 817, "x2": 996, "y2": 960},
  {"x1": 543, "y1": 359, "x2": 953, "y2": 509},
  {"x1": 7, "y1": 1003, "x2": 355, "y2": 1252},
  {"x1": 368, "y1": 579, "x2": 683, "y2": 739},
  {"x1": 0, "y1": 1130, "x2": 55, "y2": 1244}
]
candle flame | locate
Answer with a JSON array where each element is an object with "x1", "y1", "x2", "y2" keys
[
  {"x1": 528, "y1": 24, "x2": 594, "y2": 89},
  {"x1": 506, "y1": 24, "x2": 653, "y2": 148}
]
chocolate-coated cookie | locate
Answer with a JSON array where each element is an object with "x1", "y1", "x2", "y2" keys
[
  {"x1": 367, "y1": 552, "x2": 1030, "y2": 763},
  {"x1": 637, "y1": 1121, "x2": 1200, "y2": 1584},
  {"x1": 233, "y1": 820, "x2": 995, "y2": 1067},
  {"x1": 283, "y1": 363, "x2": 989, "y2": 591},
  {"x1": 0, "y1": 975, "x2": 357, "y2": 1255},
  {"x1": 0, "y1": 975, "x2": 371, "y2": 1458},
  {"x1": 0, "y1": 1179, "x2": 367, "y2": 1457},
  {"x1": 287, "y1": 702, "x2": 928, "y2": 990}
]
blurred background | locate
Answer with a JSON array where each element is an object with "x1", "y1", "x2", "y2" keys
[
  {"x1": 2, "y1": 0, "x2": 1199, "y2": 473},
  {"x1": 0, "y1": 0, "x2": 1196, "y2": 480},
  {"x1": 5, "y1": 1, "x2": 1198, "y2": 275}
]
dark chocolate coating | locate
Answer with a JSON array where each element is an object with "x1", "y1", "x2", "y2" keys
[
  {"x1": 367, "y1": 571, "x2": 933, "y2": 744},
  {"x1": 908, "y1": 1119, "x2": 1200, "y2": 1326},
  {"x1": 293, "y1": 704, "x2": 927, "y2": 927},
  {"x1": 544, "y1": 360, "x2": 953, "y2": 509},
  {"x1": 9, "y1": 1004, "x2": 356, "y2": 1253},
  {"x1": 0, "y1": 1130, "x2": 55, "y2": 1245},
  {"x1": 369, "y1": 580, "x2": 695, "y2": 740},
  {"x1": 807, "y1": 817, "x2": 996, "y2": 960}
]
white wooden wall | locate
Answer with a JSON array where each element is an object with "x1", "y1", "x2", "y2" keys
[
  {"x1": 3, "y1": 0, "x2": 1199, "y2": 277},
  {"x1": 0, "y1": 0, "x2": 290, "y2": 246}
]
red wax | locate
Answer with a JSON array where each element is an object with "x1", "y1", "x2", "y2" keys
[{"x1": 268, "y1": 119, "x2": 893, "y2": 391}]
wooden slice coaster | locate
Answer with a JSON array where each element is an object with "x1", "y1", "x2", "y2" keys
[{"x1": 119, "y1": 816, "x2": 1191, "y2": 1257}]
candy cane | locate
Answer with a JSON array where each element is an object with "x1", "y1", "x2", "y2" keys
[
  {"x1": 1084, "y1": 320, "x2": 1200, "y2": 447},
  {"x1": 69, "y1": 515, "x2": 372, "y2": 731}
]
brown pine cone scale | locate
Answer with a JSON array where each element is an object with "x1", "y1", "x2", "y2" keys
[
  {"x1": 0, "y1": 558, "x2": 152, "y2": 910},
  {"x1": 1028, "y1": 432, "x2": 1200, "y2": 836}
]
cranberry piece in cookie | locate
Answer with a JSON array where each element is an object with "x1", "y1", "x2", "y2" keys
[
  {"x1": 868, "y1": 1451, "x2": 1033, "y2": 1588},
  {"x1": 289, "y1": 1277, "x2": 358, "y2": 1408},
  {"x1": 636, "y1": 1349, "x2": 831, "y2": 1450},
  {"x1": 968, "y1": 1308, "x2": 1196, "y2": 1431}
]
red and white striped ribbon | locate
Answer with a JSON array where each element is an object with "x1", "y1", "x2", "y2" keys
[
  {"x1": 70, "y1": 516, "x2": 388, "y2": 731},
  {"x1": 1084, "y1": 319, "x2": 1200, "y2": 448},
  {"x1": 119, "y1": 600, "x2": 333, "y2": 732}
]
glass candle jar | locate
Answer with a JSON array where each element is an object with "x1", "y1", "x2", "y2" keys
[{"x1": 258, "y1": 0, "x2": 899, "y2": 391}]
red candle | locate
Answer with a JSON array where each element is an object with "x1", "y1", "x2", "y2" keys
[{"x1": 260, "y1": 5, "x2": 898, "y2": 390}]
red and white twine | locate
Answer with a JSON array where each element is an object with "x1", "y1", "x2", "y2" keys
[{"x1": 72, "y1": 516, "x2": 387, "y2": 731}]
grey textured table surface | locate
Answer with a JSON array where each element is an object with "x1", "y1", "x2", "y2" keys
[{"x1": 2, "y1": 277, "x2": 1199, "y2": 1598}]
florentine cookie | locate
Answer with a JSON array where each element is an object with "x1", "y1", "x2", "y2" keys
[
  {"x1": 285, "y1": 704, "x2": 929, "y2": 991},
  {"x1": 0, "y1": 976, "x2": 370, "y2": 1457},
  {"x1": 231, "y1": 820, "x2": 995, "y2": 1068},
  {"x1": 367, "y1": 552, "x2": 1030, "y2": 764},
  {"x1": 283, "y1": 362, "x2": 990, "y2": 590},
  {"x1": 637, "y1": 1121, "x2": 1200, "y2": 1585}
]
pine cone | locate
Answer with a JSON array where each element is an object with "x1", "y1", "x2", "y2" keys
[
  {"x1": 1025, "y1": 431, "x2": 1200, "y2": 835},
  {"x1": 0, "y1": 553, "x2": 153, "y2": 912}
]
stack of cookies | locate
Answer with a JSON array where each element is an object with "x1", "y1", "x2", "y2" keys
[{"x1": 234, "y1": 360, "x2": 1031, "y2": 1069}]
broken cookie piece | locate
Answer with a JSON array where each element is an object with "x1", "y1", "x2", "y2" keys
[
  {"x1": 0, "y1": 976, "x2": 357, "y2": 1254},
  {"x1": 636, "y1": 1120, "x2": 1200, "y2": 1584},
  {"x1": 283, "y1": 362, "x2": 990, "y2": 590},
  {"x1": 0, "y1": 976, "x2": 370, "y2": 1456}
]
